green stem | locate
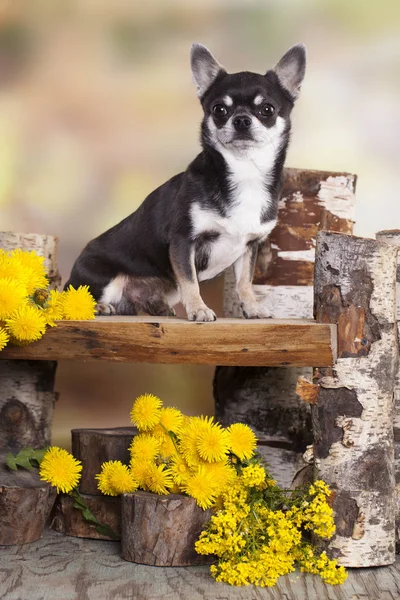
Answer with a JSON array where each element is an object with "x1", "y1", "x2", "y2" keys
[
  {"x1": 70, "y1": 488, "x2": 119, "y2": 540},
  {"x1": 160, "y1": 423, "x2": 180, "y2": 454}
]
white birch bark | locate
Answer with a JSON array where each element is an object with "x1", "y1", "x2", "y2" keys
[
  {"x1": 0, "y1": 232, "x2": 59, "y2": 451},
  {"x1": 313, "y1": 231, "x2": 398, "y2": 567}
]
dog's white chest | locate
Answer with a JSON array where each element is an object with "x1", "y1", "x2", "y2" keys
[{"x1": 192, "y1": 169, "x2": 275, "y2": 281}]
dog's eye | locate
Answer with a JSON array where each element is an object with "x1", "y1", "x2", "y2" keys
[
  {"x1": 213, "y1": 104, "x2": 228, "y2": 118},
  {"x1": 259, "y1": 103, "x2": 275, "y2": 117}
]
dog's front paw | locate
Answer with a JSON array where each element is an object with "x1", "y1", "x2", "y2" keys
[
  {"x1": 187, "y1": 305, "x2": 216, "y2": 322},
  {"x1": 240, "y1": 300, "x2": 269, "y2": 319},
  {"x1": 96, "y1": 302, "x2": 116, "y2": 316}
]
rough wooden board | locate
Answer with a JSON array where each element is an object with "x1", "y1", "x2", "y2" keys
[
  {"x1": 1, "y1": 529, "x2": 400, "y2": 600},
  {"x1": 0, "y1": 317, "x2": 336, "y2": 367}
]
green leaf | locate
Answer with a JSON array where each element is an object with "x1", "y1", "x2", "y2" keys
[
  {"x1": 15, "y1": 455, "x2": 34, "y2": 470},
  {"x1": 30, "y1": 448, "x2": 48, "y2": 465},
  {"x1": 5, "y1": 452, "x2": 17, "y2": 470}
]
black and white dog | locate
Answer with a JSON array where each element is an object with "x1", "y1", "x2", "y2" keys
[{"x1": 65, "y1": 43, "x2": 306, "y2": 321}]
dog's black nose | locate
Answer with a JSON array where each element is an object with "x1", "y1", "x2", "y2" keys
[{"x1": 233, "y1": 115, "x2": 252, "y2": 131}]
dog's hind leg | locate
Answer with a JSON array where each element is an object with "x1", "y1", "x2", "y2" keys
[{"x1": 125, "y1": 276, "x2": 177, "y2": 317}]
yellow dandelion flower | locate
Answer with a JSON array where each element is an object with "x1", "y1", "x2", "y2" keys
[
  {"x1": 227, "y1": 423, "x2": 257, "y2": 460},
  {"x1": 42, "y1": 289, "x2": 64, "y2": 326},
  {"x1": 0, "y1": 327, "x2": 9, "y2": 350},
  {"x1": 169, "y1": 454, "x2": 193, "y2": 486},
  {"x1": 130, "y1": 393, "x2": 163, "y2": 431},
  {"x1": 178, "y1": 416, "x2": 213, "y2": 467},
  {"x1": 170, "y1": 482, "x2": 182, "y2": 494},
  {"x1": 129, "y1": 434, "x2": 160, "y2": 463},
  {"x1": 0, "y1": 278, "x2": 27, "y2": 320},
  {"x1": 11, "y1": 249, "x2": 48, "y2": 293},
  {"x1": 144, "y1": 463, "x2": 174, "y2": 495},
  {"x1": 39, "y1": 446, "x2": 82, "y2": 494},
  {"x1": 158, "y1": 432, "x2": 177, "y2": 459},
  {"x1": 6, "y1": 304, "x2": 47, "y2": 342},
  {"x1": 130, "y1": 458, "x2": 152, "y2": 490},
  {"x1": 196, "y1": 421, "x2": 230, "y2": 463},
  {"x1": 182, "y1": 466, "x2": 217, "y2": 509},
  {"x1": 96, "y1": 460, "x2": 137, "y2": 496},
  {"x1": 158, "y1": 407, "x2": 184, "y2": 434},
  {"x1": 0, "y1": 253, "x2": 29, "y2": 290},
  {"x1": 200, "y1": 461, "x2": 237, "y2": 494},
  {"x1": 61, "y1": 285, "x2": 97, "y2": 320}
]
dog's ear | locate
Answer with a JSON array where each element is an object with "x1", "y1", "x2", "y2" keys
[
  {"x1": 191, "y1": 43, "x2": 226, "y2": 98},
  {"x1": 272, "y1": 43, "x2": 306, "y2": 101}
]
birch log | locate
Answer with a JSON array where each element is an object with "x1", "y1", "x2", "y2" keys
[
  {"x1": 216, "y1": 169, "x2": 357, "y2": 463},
  {"x1": 375, "y1": 229, "x2": 400, "y2": 548},
  {"x1": 312, "y1": 231, "x2": 398, "y2": 567},
  {"x1": 0, "y1": 232, "x2": 60, "y2": 452}
]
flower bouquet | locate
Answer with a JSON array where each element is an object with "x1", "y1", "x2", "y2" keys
[{"x1": 0, "y1": 248, "x2": 96, "y2": 350}]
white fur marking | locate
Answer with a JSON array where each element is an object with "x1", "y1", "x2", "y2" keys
[
  {"x1": 192, "y1": 115, "x2": 285, "y2": 281},
  {"x1": 254, "y1": 94, "x2": 264, "y2": 105},
  {"x1": 100, "y1": 275, "x2": 128, "y2": 305},
  {"x1": 191, "y1": 199, "x2": 277, "y2": 282},
  {"x1": 223, "y1": 95, "x2": 233, "y2": 106}
]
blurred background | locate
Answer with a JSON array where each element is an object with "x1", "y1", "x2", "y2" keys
[{"x1": 0, "y1": 0, "x2": 399, "y2": 448}]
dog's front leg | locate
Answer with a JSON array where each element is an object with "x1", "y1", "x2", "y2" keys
[
  {"x1": 234, "y1": 242, "x2": 268, "y2": 319},
  {"x1": 170, "y1": 237, "x2": 216, "y2": 322}
]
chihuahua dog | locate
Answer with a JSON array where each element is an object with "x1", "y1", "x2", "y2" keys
[{"x1": 65, "y1": 43, "x2": 306, "y2": 321}]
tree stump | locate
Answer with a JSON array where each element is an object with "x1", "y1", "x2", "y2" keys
[
  {"x1": 311, "y1": 231, "x2": 398, "y2": 567},
  {"x1": 375, "y1": 229, "x2": 400, "y2": 549},
  {"x1": 71, "y1": 427, "x2": 137, "y2": 495},
  {"x1": 0, "y1": 232, "x2": 60, "y2": 452},
  {"x1": 215, "y1": 169, "x2": 357, "y2": 482},
  {"x1": 121, "y1": 491, "x2": 213, "y2": 566},
  {"x1": 52, "y1": 493, "x2": 121, "y2": 541},
  {"x1": 0, "y1": 457, "x2": 57, "y2": 545}
]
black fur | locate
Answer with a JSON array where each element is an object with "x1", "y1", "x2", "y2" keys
[{"x1": 65, "y1": 44, "x2": 306, "y2": 319}]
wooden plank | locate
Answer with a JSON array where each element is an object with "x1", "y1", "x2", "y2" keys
[
  {"x1": 1, "y1": 529, "x2": 400, "y2": 600},
  {"x1": 0, "y1": 317, "x2": 336, "y2": 367}
]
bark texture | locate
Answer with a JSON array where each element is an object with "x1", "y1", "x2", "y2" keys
[
  {"x1": 0, "y1": 458, "x2": 56, "y2": 545},
  {"x1": 0, "y1": 232, "x2": 59, "y2": 452},
  {"x1": 52, "y1": 493, "x2": 121, "y2": 540},
  {"x1": 121, "y1": 491, "x2": 212, "y2": 566},
  {"x1": 375, "y1": 229, "x2": 400, "y2": 550},
  {"x1": 72, "y1": 427, "x2": 137, "y2": 495},
  {"x1": 217, "y1": 169, "x2": 356, "y2": 458},
  {"x1": 312, "y1": 231, "x2": 398, "y2": 567}
]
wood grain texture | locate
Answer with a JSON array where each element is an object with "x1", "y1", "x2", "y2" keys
[
  {"x1": 0, "y1": 317, "x2": 336, "y2": 367},
  {"x1": 312, "y1": 231, "x2": 399, "y2": 567},
  {"x1": 0, "y1": 463, "x2": 56, "y2": 545},
  {"x1": 52, "y1": 493, "x2": 120, "y2": 541},
  {"x1": 72, "y1": 427, "x2": 137, "y2": 495},
  {"x1": 121, "y1": 491, "x2": 213, "y2": 566},
  {"x1": 1, "y1": 529, "x2": 400, "y2": 600}
]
